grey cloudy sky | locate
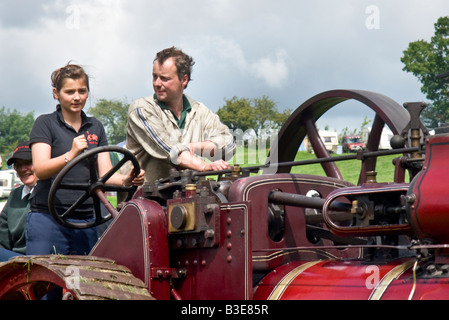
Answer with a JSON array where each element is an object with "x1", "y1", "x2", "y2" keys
[{"x1": 0, "y1": 0, "x2": 447, "y2": 133}]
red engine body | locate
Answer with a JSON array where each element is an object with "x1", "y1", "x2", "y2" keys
[
  {"x1": 254, "y1": 259, "x2": 449, "y2": 300},
  {"x1": 89, "y1": 133, "x2": 449, "y2": 300}
]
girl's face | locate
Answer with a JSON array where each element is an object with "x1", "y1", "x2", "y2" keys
[{"x1": 53, "y1": 78, "x2": 89, "y2": 113}]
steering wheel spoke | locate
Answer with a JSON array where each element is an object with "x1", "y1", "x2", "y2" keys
[
  {"x1": 103, "y1": 184, "x2": 135, "y2": 193},
  {"x1": 99, "y1": 155, "x2": 133, "y2": 184},
  {"x1": 59, "y1": 192, "x2": 91, "y2": 219},
  {"x1": 58, "y1": 183, "x2": 91, "y2": 191}
]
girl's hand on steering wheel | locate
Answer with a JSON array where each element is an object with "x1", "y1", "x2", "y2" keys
[{"x1": 122, "y1": 168, "x2": 145, "y2": 186}]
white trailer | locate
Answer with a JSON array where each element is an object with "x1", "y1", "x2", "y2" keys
[{"x1": 319, "y1": 130, "x2": 339, "y2": 153}]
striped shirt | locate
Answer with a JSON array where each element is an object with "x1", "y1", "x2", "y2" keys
[{"x1": 126, "y1": 94, "x2": 235, "y2": 183}]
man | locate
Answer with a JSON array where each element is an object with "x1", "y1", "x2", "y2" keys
[
  {"x1": 0, "y1": 141, "x2": 38, "y2": 261},
  {"x1": 126, "y1": 47, "x2": 236, "y2": 183}
]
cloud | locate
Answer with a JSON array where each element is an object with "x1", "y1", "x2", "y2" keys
[
  {"x1": 0, "y1": 0, "x2": 51, "y2": 28},
  {"x1": 190, "y1": 35, "x2": 290, "y2": 89},
  {"x1": 250, "y1": 49, "x2": 290, "y2": 89}
]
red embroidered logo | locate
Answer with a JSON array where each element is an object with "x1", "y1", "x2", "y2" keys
[{"x1": 87, "y1": 131, "x2": 99, "y2": 145}]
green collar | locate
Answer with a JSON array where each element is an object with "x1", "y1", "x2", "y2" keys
[{"x1": 154, "y1": 94, "x2": 192, "y2": 129}]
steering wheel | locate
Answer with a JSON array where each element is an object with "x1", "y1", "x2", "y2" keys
[{"x1": 48, "y1": 146, "x2": 141, "y2": 229}]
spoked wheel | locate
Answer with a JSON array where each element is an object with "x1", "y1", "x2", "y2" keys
[
  {"x1": 49, "y1": 146, "x2": 141, "y2": 229},
  {"x1": 0, "y1": 255, "x2": 153, "y2": 300},
  {"x1": 268, "y1": 90, "x2": 410, "y2": 185}
]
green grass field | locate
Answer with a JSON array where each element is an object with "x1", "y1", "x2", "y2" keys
[
  {"x1": 290, "y1": 151, "x2": 402, "y2": 185},
  {"x1": 228, "y1": 147, "x2": 405, "y2": 186}
]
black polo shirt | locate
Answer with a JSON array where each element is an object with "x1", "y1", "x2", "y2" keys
[{"x1": 29, "y1": 105, "x2": 108, "y2": 218}]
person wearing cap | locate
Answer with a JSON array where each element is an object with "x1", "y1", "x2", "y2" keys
[{"x1": 0, "y1": 141, "x2": 38, "y2": 261}]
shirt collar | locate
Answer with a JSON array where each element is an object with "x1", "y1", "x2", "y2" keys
[
  {"x1": 154, "y1": 94, "x2": 192, "y2": 112},
  {"x1": 22, "y1": 185, "x2": 33, "y2": 200},
  {"x1": 56, "y1": 104, "x2": 90, "y2": 128},
  {"x1": 154, "y1": 94, "x2": 192, "y2": 129}
]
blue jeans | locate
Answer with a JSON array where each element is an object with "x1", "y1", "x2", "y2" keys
[
  {"x1": 0, "y1": 247, "x2": 23, "y2": 262},
  {"x1": 25, "y1": 212, "x2": 98, "y2": 256}
]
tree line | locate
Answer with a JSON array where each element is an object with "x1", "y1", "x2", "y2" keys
[
  {"x1": 0, "y1": 96, "x2": 290, "y2": 165},
  {"x1": 401, "y1": 16, "x2": 449, "y2": 129}
]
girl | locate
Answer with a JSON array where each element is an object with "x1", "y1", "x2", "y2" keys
[{"x1": 27, "y1": 63, "x2": 144, "y2": 256}]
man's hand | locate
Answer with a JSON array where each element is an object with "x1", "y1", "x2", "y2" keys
[
  {"x1": 202, "y1": 160, "x2": 231, "y2": 171},
  {"x1": 177, "y1": 150, "x2": 231, "y2": 172}
]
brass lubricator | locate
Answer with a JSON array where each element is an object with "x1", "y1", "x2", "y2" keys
[
  {"x1": 365, "y1": 171, "x2": 377, "y2": 183},
  {"x1": 185, "y1": 184, "x2": 197, "y2": 198},
  {"x1": 169, "y1": 202, "x2": 196, "y2": 232},
  {"x1": 232, "y1": 164, "x2": 241, "y2": 177},
  {"x1": 169, "y1": 184, "x2": 197, "y2": 233},
  {"x1": 402, "y1": 102, "x2": 429, "y2": 160},
  {"x1": 351, "y1": 200, "x2": 365, "y2": 218}
]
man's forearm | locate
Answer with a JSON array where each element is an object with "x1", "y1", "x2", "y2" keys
[
  {"x1": 177, "y1": 150, "x2": 208, "y2": 171},
  {"x1": 177, "y1": 149, "x2": 231, "y2": 172},
  {"x1": 187, "y1": 141, "x2": 217, "y2": 158}
]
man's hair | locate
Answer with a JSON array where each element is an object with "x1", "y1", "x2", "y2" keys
[{"x1": 154, "y1": 47, "x2": 195, "y2": 88}]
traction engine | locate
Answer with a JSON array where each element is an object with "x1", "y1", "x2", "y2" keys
[{"x1": 2, "y1": 90, "x2": 449, "y2": 300}]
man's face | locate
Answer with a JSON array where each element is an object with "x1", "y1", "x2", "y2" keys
[
  {"x1": 153, "y1": 57, "x2": 188, "y2": 107},
  {"x1": 14, "y1": 159, "x2": 38, "y2": 188}
]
